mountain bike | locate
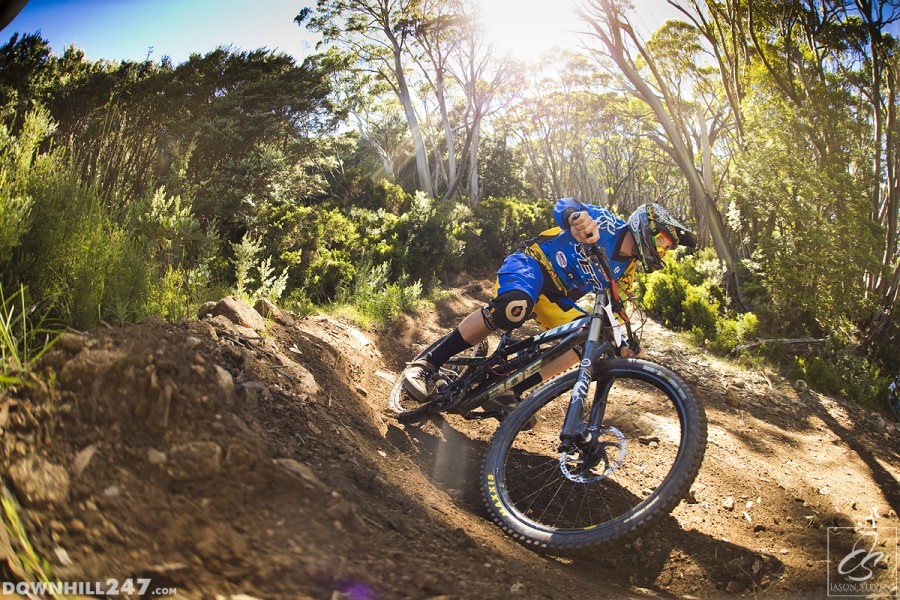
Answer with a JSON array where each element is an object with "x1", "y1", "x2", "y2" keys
[{"x1": 388, "y1": 244, "x2": 707, "y2": 549}]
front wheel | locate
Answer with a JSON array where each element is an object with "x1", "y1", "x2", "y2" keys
[{"x1": 481, "y1": 358, "x2": 706, "y2": 549}]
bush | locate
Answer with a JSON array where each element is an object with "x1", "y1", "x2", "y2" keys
[
  {"x1": 231, "y1": 233, "x2": 289, "y2": 303},
  {"x1": 333, "y1": 261, "x2": 424, "y2": 327},
  {"x1": 466, "y1": 196, "x2": 553, "y2": 265},
  {"x1": 641, "y1": 250, "x2": 759, "y2": 355},
  {"x1": 0, "y1": 108, "x2": 58, "y2": 270}
]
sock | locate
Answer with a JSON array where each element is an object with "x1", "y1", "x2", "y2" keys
[
  {"x1": 513, "y1": 373, "x2": 543, "y2": 397},
  {"x1": 426, "y1": 329, "x2": 473, "y2": 369}
]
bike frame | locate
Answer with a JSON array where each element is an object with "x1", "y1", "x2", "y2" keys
[{"x1": 442, "y1": 246, "x2": 632, "y2": 448}]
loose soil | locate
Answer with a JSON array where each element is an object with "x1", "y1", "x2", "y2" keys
[{"x1": 1, "y1": 279, "x2": 898, "y2": 599}]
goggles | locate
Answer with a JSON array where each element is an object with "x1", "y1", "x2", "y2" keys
[{"x1": 652, "y1": 231, "x2": 675, "y2": 257}]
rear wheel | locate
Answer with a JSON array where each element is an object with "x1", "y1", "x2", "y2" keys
[
  {"x1": 481, "y1": 358, "x2": 706, "y2": 549},
  {"x1": 388, "y1": 336, "x2": 488, "y2": 423}
]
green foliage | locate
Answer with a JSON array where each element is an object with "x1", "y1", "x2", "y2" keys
[
  {"x1": 640, "y1": 249, "x2": 758, "y2": 355},
  {"x1": 334, "y1": 261, "x2": 424, "y2": 327},
  {"x1": 16, "y1": 160, "x2": 149, "y2": 328},
  {"x1": 231, "y1": 233, "x2": 289, "y2": 303},
  {"x1": 707, "y1": 313, "x2": 760, "y2": 356},
  {"x1": 466, "y1": 196, "x2": 553, "y2": 264},
  {"x1": 727, "y1": 81, "x2": 880, "y2": 337},
  {"x1": 789, "y1": 350, "x2": 889, "y2": 409},
  {"x1": 0, "y1": 107, "x2": 57, "y2": 270},
  {"x1": 0, "y1": 284, "x2": 56, "y2": 388}
]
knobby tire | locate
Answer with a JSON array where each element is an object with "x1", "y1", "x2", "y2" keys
[{"x1": 481, "y1": 358, "x2": 706, "y2": 550}]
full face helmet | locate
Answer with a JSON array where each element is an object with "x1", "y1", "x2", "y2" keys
[{"x1": 627, "y1": 203, "x2": 697, "y2": 273}]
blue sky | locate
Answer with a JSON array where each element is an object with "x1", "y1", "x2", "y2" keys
[{"x1": 1, "y1": 0, "x2": 319, "y2": 63}]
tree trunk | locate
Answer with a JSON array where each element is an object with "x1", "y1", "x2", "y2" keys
[{"x1": 585, "y1": 0, "x2": 748, "y2": 309}]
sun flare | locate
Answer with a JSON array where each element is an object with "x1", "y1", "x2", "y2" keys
[{"x1": 473, "y1": 0, "x2": 581, "y2": 62}]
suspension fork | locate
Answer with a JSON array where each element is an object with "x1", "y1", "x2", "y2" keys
[{"x1": 560, "y1": 291, "x2": 612, "y2": 445}]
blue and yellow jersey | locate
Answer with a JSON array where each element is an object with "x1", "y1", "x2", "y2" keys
[{"x1": 521, "y1": 198, "x2": 637, "y2": 299}]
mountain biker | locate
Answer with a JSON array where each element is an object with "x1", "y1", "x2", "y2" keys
[{"x1": 403, "y1": 198, "x2": 698, "y2": 415}]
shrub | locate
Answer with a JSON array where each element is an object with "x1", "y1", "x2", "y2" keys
[
  {"x1": 642, "y1": 268, "x2": 687, "y2": 329},
  {"x1": 0, "y1": 108, "x2": 58, "y2": 270},
  {"x1": 231, "y1": 233, "x2": 289, "y2": 303},
  {"x1": 334, "y1": 261, "x2": 424, "y2": 327},
  {"x1": 466, "y1": 196, "x2": 553, "y2": 264}
]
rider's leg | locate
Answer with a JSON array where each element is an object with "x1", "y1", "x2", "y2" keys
[
  {"x1": 402, "y1": 254, "x2": 541, "y2": 401},
  {"x1": 509, "y1": 293, "x2": 589, "y2": 397}
]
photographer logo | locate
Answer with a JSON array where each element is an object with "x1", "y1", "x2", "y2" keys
[{"x1": 827, "y1": 526, "x2": 897, "y2": 597}]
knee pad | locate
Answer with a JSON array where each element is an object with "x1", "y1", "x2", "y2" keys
[{"x1": 481, "y1": 290, "x2": 534, "y2": 331}]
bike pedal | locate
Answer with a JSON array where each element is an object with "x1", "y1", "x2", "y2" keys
[{"x1": 463, "y1": 409, "x2": 505, "y2": 421}]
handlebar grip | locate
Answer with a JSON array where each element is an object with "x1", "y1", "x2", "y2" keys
[{"x1": 570, "y1": 212, "x2": 596, "y2": 240}]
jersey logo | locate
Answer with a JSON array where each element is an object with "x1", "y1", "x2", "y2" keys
[
  {"x1": 556, "y1": 251, "x2": 567, "y2": 269},
  {"x1": 595, "y1": 210, "x2": 618, "y2": 236},
  {"x1": 575, "y1": 245, "x2": 604, "y2": 292}
]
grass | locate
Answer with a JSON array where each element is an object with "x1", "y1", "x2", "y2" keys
[
  {"x1": 1, "y1": 482, "x2": 63, "y2": 599},
  {"x1": 0, "y1": 283, "x2": 57, "y2": 389}
]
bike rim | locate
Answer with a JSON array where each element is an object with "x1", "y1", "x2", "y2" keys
[{"x1": 493, "y1": 371, "x2": 692, "y2": 537}]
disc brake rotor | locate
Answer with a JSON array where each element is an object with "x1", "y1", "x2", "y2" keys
[{"x1": 559, "y1": 426, "x2": 627, "y2": 483}]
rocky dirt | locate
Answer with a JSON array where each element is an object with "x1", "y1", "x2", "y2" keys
[{"x1": 1, "y1": 280, "x2": 898, "y2": 599}]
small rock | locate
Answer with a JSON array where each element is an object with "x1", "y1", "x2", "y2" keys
[
  {"x1": 168, "y1": 441, "x2": 223, "y2": 481},
  {"x1": 104, "y1": 485, "x2": 120, "y2": 499},
  {"x1": 726, "y1": 580, "x2": 746, "y2": 594},
  {"x1": 54, "y1": 332, "x2": 88, "y2": 353},
  {"x1": 197, "y1": 301, "x2": 217, "y2": 319},
  {"x1": 210, "y1": 296, "x2": 266, "y2": 331},
  {"x1": 724, "y1": 387, "x2": 741, "y2": 407},
  {"x1": 274, "y1": 458, "x2": 327, "y2": 489},
  {"x1": 147, "y1": 449, "x2": 167, "y2": 465},
  {"x1": 53, "y1": 546, "x2": 73, "y2": 567},
  {"x1": 794, "y1": 379, "x2": 808, "y2": 392},
  {"x1": 253, "y1": 298, "x2": 279, "y2": 320},
  {"x1": 73, "y1": 444, "x2": 99, "y2": 478},
  {"x1": 214, "y1": 365, "x2": 236, "y2": 405},
  {"x1": 9, "y1": 457, "x2": 70, "y2": 506},
  {"x1": 510, "y1": 582, "x2": 525, "y2": 593},
  {"x1": 723, "y1": 496, "x2": 735, "y2": 511}
]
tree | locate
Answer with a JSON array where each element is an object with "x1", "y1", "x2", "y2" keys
[
  {"x1": 579, "y1": 0, "x2": 747, "y2": 307},
  {"x1": 300, "y1": 1, "x2": 436, "y2": 197}
]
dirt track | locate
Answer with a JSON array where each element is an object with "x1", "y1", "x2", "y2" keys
[{"x1": 1, "y1": 281, "x2": 898, "y2": 599}]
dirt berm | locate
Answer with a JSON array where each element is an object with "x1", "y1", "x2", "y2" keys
[{"x1": 1, "y1": 281, "x2": 898, "y2": 599}]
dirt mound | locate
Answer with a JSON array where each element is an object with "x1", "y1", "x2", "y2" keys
[{"x1": 1, "y1": 284, "x2": 898, "y2": 599}]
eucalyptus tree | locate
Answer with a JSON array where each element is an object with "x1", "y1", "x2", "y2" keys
[
  {"x1": 453, "y1": 8, "x2": 520, "y2": 205},
  {"x1": 835, "y1": 0, "x2": 900, "y2": 345},
  {"x1": 299, "y1": 1, "x2": 436, "y2": 197},
  {"x1": 503, "y1": 54, "x2": 608, "y2": 201},
  {"x1": 579, "y1": 0, "x2": 746, "y2": 305}
]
